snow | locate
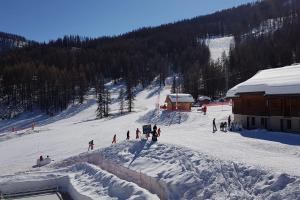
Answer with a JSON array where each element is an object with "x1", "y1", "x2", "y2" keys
[
  {"x1": 250, "y1": 18, "x2": 284, "y2": 36},
  {"x1": 0, "y1": 78, "x2": 300, "y2": 199},
  {"x1": 205, "y1": 36, "x2": 234, "y2": 61},
  {"x1": 198, "y1": 95, "x2": 211, "y2": 101},
  {"x1": 227, "y1": 64, "x2": 300, "y2": 97},
  {"x1": 166, "y1": 94, "x2": 194, "y2": 103}
]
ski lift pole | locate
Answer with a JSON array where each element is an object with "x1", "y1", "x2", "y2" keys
[
  {"x1": 157, "y1": 90, "x2": 160, "y2": 115},
  {"x1": 176, "y1": 88, "x2": 178, "y2": 110}
]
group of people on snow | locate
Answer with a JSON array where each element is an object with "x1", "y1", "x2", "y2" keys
[
  {"x1": 213, "y1": 115, "x2": 231, "y2": 133},
  {"x1": 122, "y1": 124, "x2": 161, "y2": 143},
  {"x1": 39, "y1": 155, "x2": 50, "y2": 161},
  {"x1": 87, "y1": 124, "x2": 162, "y2": 151}
]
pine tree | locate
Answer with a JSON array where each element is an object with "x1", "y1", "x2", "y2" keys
[
  {"x1": 103, "y1": 88, "x2": 111, "y2": 117},
  {"x1": 125, "y1": 78, "x2": 135, "y2": 113},
  {"x1": 118, "y1": 88, "x2": 125, "y2": 115},
  {"x1": 96, "y1": 76, "x2": 105, "y2": 118},
  {"x1": 171, "y1": 76, "x2": 176, "y2": 94},
  {"x1": 96, "y1": 92, "x2": 105, "y2": 118}
]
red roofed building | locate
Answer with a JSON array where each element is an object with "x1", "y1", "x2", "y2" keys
[{"x1": 165, "y1": 94, "x2": 194, "y2": 111}]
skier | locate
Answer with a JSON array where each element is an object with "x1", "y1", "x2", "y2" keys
[
  {"x1": 203, "y1": 105, "x2": 207, "y2": 115},
  {"x1": 213, "y1": 118, "x2": 217, "y2": 132},
  {"x1": 39, "y1": 155, "x2": 43, "y2": 161},
  {"x1": 112, "y1": 134, "x2": 117, "y2": 144},
  {"x1": 88, "y1": 140, "x2": 94, "y2": 151},
  {"x1": 157, "y1": 128, "x2": 161, "y2": 137},
  {"x1": 126, "y1": 130, "x2": 130, "y2": 140},
  {"x1": 136, "y1": 128, "x2": 140, "y2": 139},
  {"x1": 32, "y1": 122, "x2": 35, "y2": 130},
  {"x1": 228, "y1": 115, "x2": 231, "y2": 129}
]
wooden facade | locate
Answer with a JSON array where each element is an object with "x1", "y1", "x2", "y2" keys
[
  {"x1": 165, "y1": 96, "x2": 192, "y2": 111},
  {"x1": 233, "y1": 94, "x2": 300, "y2": 117},
  {"x1": 232, "y1": 93, "x2": 300, "y2": 132}
]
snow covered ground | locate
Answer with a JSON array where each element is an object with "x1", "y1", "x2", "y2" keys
[{"x1": 0, "y1": 80, "x2": 300, "y2": 199}]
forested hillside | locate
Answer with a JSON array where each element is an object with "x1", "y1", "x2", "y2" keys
[
  {"x1": 1, "y1": 0, "x2": 300, "y2": 118},
  {"x1": 0, "y1": 32, "x2": 28, "y2": 52}
]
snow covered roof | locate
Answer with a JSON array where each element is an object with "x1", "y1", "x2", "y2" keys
[
  {"x1": 166, "y1": 94, "x2": 194, "y2": 103},
  {"x1": 198, "y1": 96, "x2": 211, "y2": 101},
  {"x1": 226, "y1": 64, "x2": 300, "y2": 97}
]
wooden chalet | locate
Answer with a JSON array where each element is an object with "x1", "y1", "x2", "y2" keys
[
  {"x1": 227, "y1": 64, "x2": 300, "y2": 133},
  {"x1": 165, "y1": 94, "x2": 194, "y2": 111}
]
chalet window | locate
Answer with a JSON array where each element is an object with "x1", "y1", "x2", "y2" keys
[
  {"x1": 251, "y1": 117, "x2": 255, "y2": 126},
  {"x1": 287, "y1": 119, "x2": 292, "y2": 130}
]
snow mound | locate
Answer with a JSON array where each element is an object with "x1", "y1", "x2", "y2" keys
[
  {"x1": 136, "y1": 109, "x2": 189, "y2": 126},
  {"x1": 0, "y1": 162, "x2": 159, "y2": 200},
  {"x1": 99, "y1": 141, "x2": 300, "y2": 200},
  {"x1": 67, "y1": 163, "x2": 159, "y2": 200}
]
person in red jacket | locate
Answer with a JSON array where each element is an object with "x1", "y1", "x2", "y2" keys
[{"x1": 203, "y1": 105, "x2": 207, "y2": 115}]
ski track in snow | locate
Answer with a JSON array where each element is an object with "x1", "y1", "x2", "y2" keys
[{"x1": 0, "y1": 79, "x2": 300, "y2": 199}]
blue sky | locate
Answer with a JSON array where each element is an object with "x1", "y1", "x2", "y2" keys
[{"x1": 0, "y1": 0, "x2": 255, "y2": 42}]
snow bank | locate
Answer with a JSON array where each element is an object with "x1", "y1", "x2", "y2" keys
[
  {"x1": 0, "y1": 161, "x2": 160, "y2": 200},
  {"x1": 98, "y1": 141, "x2": 300, "y2": 200},
  {"x1": 54, "y1": 152, "x2": 164, "y2": 199},
  {"x1": 137, "y1": 109, "x2": 189, "y2": 126},
  {"x1": 67, "y1": 163, "x2": 160, "y2": 200},
  {"x1": 0, "y1": 173, "x2": 92, "y2": 200}
]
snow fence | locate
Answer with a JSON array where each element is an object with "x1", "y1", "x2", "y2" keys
[{"x1": 85, "y1": 152, "x2": 168, "y2": 200}]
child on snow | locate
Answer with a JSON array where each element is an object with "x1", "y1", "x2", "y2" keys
[
  {"x1": 157, "y1": 128, "x2": 161, "y2": 137},
  {"x1": 126, "y1": 130, "x2": 130, "y2": 140},
  {"x1": 88, "y1": 140, "x2": 94, "y2": 151}
]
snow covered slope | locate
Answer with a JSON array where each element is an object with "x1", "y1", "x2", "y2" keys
[
  {"x1": 205, "y1": 36, "x2": 234, "y2": 61},
  {"x1": 0, "y1": 80, "x2": 299, "y2": 199}
]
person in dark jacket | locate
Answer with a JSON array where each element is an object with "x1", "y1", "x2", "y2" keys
[
  {"x1": 152, "y1": 130, "x2": 158, "y2": 142},
  {"x1": 126, "y1": 130, "x2": 130, "y2": 140},
  {"x1": 213, "y1": 118, "x2": 217, "y2": 132},
  {"x1": 112, "y1": 134, "x2": 117, "y2": 144},
  {"x1": 153, "y1": 124, "x2": 157, "y2": 132},
  {"x1": 88, "y1": 140, "x2": 94, "y2": 151},
  {"x1": 228, "y1": 115, "x2": 231, "y2": 128}
]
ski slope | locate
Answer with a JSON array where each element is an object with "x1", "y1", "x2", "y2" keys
[
  {"x1": 0, "y1": 80, "x2": 300, "y2": 199},
  {"x1": 205, "y1": 36, "x2": 234, "y2": 61}
]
